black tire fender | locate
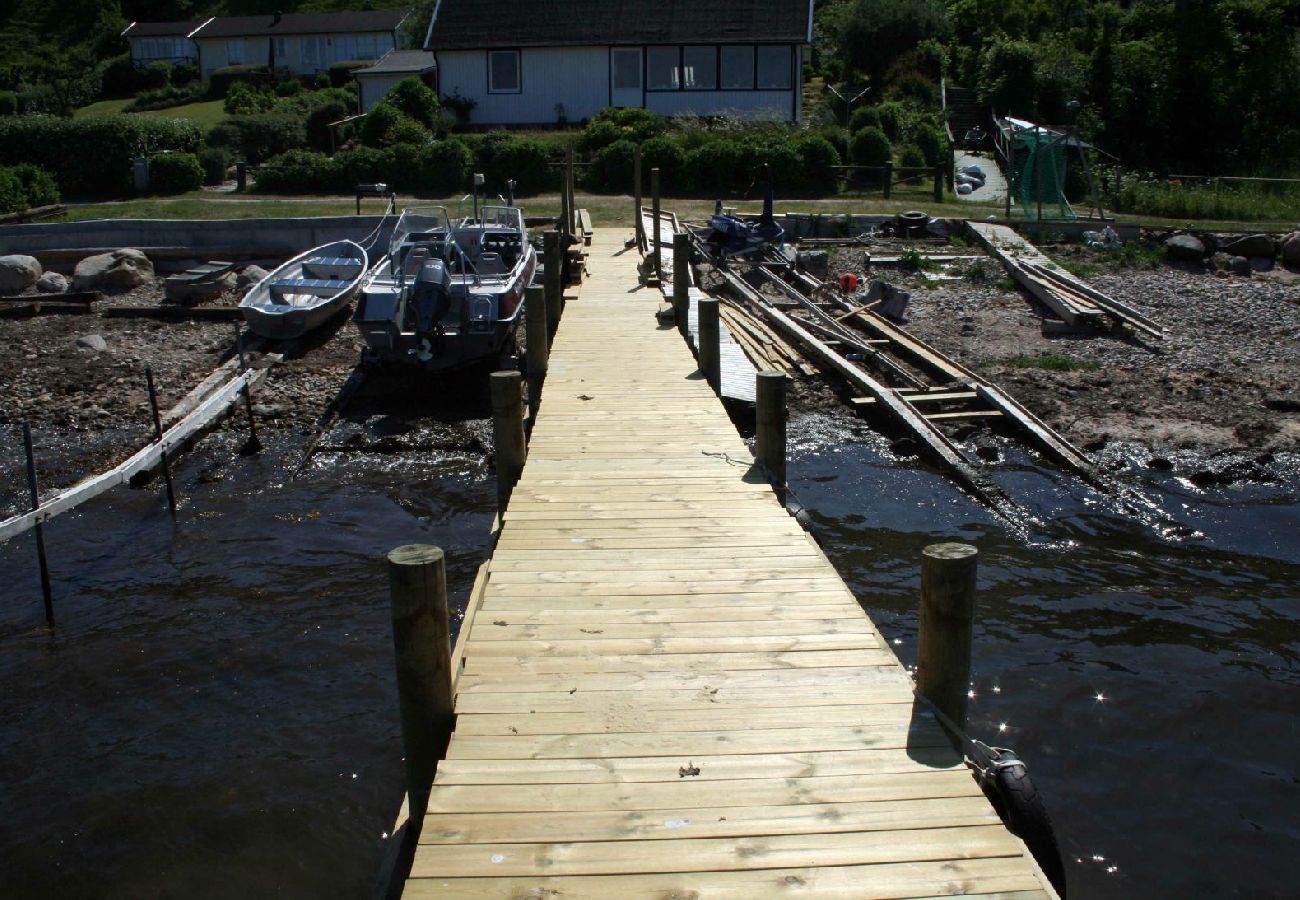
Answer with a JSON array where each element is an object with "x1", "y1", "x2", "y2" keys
[{"x1": 980, "y1": 755, "x2": 1068, "y2": 897}]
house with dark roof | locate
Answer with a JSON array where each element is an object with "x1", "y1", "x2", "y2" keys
[
  {"x1": 188, "y1": 10, "x2": 411, "y2": 80},
  {"x1": 423, "y1": 0, "x2": 813, "y2": 125},
  {"x1": 355, "y1": 49, "x2": 438, "y2": 112},
  {"x1": 121, "y1": 20, "x2": 203, "y2": 68}
]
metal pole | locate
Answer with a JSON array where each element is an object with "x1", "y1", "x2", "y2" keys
[
  {"x1": 145, "y1": 366, "x2": 177, "y2": 517},
  {"x1": 22, "y1": 423, "x2": 54, "y2": 626},
  {"x1": 917, "y1": 542, "x2": 978, "y2": 730},
  {"x1": 387, "y1": 543, "x2": 453, "y2": 821},
  {"x1": 650, "y1": 167, "x2": 662, "y2": 283},
  {"x1": 233, "y1": 321, "x2": 262, "y2": 454}
]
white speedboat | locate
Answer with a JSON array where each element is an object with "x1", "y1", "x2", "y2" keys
[
  {"x1": 240, "y1": 240, "x2": 368, "y2": 339},
  {"x1": 353, "y1": 202, "x2": 537, "y2": 370}
]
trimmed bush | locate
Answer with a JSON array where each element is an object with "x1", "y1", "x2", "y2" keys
[
  {"x1": 791, "y1": 134, "x2": 842, "y2": 191},
  {"x1": 255, "y1": 150, "x2": 343, "y2": 193},
  {"x1": 306, "y1": 100, "x2": 351, "y2": 152},
  {"x1": 850, "y1": 126, "x2": 892, "y2": 166},
  {"x1": 386, "y1": 118, "x2": 431, "y2": 147},
  {"x1": 172, "y1": 64, "x2": 199, "y2": 87},
  {"x1": 685, "y1": 140, "x2": 748, "y2": 193},
  {"x1": 141, "y1": 61, "x2": 173, "y2": 91},
  {"x1": 899, "y1": 144, "x2": 926, "y2": 168},
  {"x1": 224, "y1": 114, "x2": 308, "y2": 163},
  {"x1": 875, "y1": 102, "x2": 905, "y2": 141},
  {"x1": 422, "y1": 139, "x2": 473, "y2": 195},
  {"x1": 578, "y1": 107, "x2": 668, "y2": 153},
  {"x1": 197, "y1": 147, "x2": 229, "y2": 185},
  {"x1": 258, "y1": 140, "x2": 475, "y2": 196},
  {"x1": 225, "y1": 82, "x2": 276, "y2": 115},
  {"x1": 640, "y1": 137, "x2": 688, "y2": 190},
  {"x1": 384, "y1": 77, "x2": 441, "y2": 130},
  {"x1": 0, "y1": 91, "x2": 17, "y2": 116},
  {"x1": 334, "y1": 146, "x2": 387, "y2": 187},
  {"x1": 0, "y1": 163, "x2": 60, "y2": 212},
  {"x1": 848, "y1": 107, "x2": 882, "y2": 134},
  {"x1": 274, "y1": 79, "x2": 303, "y2": 98},
  {"x1": 483, "y1": 137, "x2": 558, "y2": 195},
  {"x1": 590, "y1": 139, "x2": 637, "y2": 192},
  {"x1": 209, "y1": 65, "x2": 269, "y2": 99},
  {"x1": 0, "y1": 115, "x2": 201, "y2": 196},
  {"x1": 125, "y1": 82, "x2": 205, "y2": 112},
  {"x1": 360, "y1": 102, "x2": 403, "y2": 147},
  {"x1": 149, "y1": 152, "x2": 203, "y2": 194},
  {"x1": 915, "y1": 125, "x2": 946, "y2": 166}
]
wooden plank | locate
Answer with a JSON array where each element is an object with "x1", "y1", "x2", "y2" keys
[
  {"x1": 460, "y1": 649, "x2": 898, "y2": 676},
  {"x1": 454, "y1": 664, "x2": 909, "y2": 695},
  {"x1": 453, "y1": 682, "x2": 912, "y2": 715}
]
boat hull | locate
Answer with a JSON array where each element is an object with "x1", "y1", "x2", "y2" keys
[
  {"x1": 239, "y1": 240, "x2": 367, "y2": 340},
  {"x1": 241, "y1": 291, "x2": 353, "y2": 340}
]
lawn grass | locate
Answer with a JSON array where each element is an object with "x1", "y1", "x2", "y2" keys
[
  {"x1": 73, "y1": 98, "x2": 227, "y2": 130},
  {"x1": 73, "y1": 98, "x2": 132, "y2": 117}
]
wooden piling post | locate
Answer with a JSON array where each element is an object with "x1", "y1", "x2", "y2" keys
[
  {"x1": 21, "y1": 423, "x2": 54, "y2": 626},
  {"x1": 144, "y1": 366, "x2": 177, "y2": 517},
  {"x1": 524, "y1": 285, "x2": 548, "y2": 426},
  {"x1": 650, "y1": 167, "x2": 661, "y2": 283},
  {"x1": 543, "y1": 230, "x2": 562, "y2": 341},
  {"x1": 933, "y1": 164, "x2": 944, "y2": 203},
  {"x1": 755, "y1": 371, "x2": 787, "y2": 501},
  {"x1": 490, "y1": 371, "x2": 526, "y2": 511},
  {"x1": 232, "y1": 322, "x2": 262, "y2": 454},
  {"x1": 565, "y1": 145, "x2": 576, "y2": 236},
  {"x1": 387, "y1": 543, "x2": 453, "y2": 821},
  {"x1": 633, "y1": 146, "x2": 643, "y2": 248},
  {"x1": 672, "y1": 231, "x2": 690, "y2": 337},
  {"x1": 697, "y1": 297, "x2": 720, "y2": 393},
  {"x1": 916, "y1": 542, "x2": 978, "y2": 730}
]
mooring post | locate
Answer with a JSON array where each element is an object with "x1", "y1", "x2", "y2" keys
[
  {"x1": 917, "y1": 542, "x2": 978, "y2": 730},
  {"x1": 933, "y1": 163, "x2": 944, "y2": 203},
  {"x1": 672, "y1": 231, "x2": 690, "y2": 337},
  {"x1": 490, "y1": 371, "x2": 526, "y2": 512},
  {"x1": 387, "y1": 543, "x2": 453, "y2": 821},
  {"x1": 564, "y1": 145, "x2": 576, "y2": 235},
  {"x1": 232, "y1": 322, "x2": 262, "y2": 454},
  {"x1": 633, "y1": 145, "x2": 643, "y2": 248},
  {"x1": 543, "y1": 230, "x2": 562, "y2": 341},
  {"x1": 21, "y1": 423, "x2": 54, "y2": 626},
  {"x1": 650, "y1": 167, "x2": 662, "y2": 283},
  {"x1": 524, "y1": 285, "x2": 548, "y2": 428},
  {"x1": 698, "y1": 297, "x2": 720, "y2": 394},
  {"x1": 755, "y1": 371, "x2": 787, "y2": 502},
  {"x1": 144, "y1": 366, "x2": 177, "y2": 517},
  {"x1": 883, "y1": 161, "x2": 893, "y2": 200}
]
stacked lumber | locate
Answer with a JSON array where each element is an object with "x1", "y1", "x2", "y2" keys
[{"x1": 718, "y1": 299, "x2": 817, "y2": 377}]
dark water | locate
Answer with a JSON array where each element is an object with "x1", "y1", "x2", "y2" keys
[{"x1": 1, "y1": 413, "x2": 1297, "y2": 898}]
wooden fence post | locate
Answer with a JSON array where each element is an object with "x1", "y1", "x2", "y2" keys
[
  {"x1": 633, "y1": 145, "x2": 643, "y2": 248},
  {"x1": 698, "y1": 297, "x2": 720, "y2": 393},
  {"x1": 916, "y1": 542, "x2": 978, "y2": 730},
  {"x1": 490, "y1": 371, "x2": 526, "y2": 511},
  {"x1": 21, "y1": 423, "x2": 54, "y2": 626},
  {"x1": 543, "y1": 230, "x2": 561, "y2": 342},
  {"x1": 650, "y1": 167, "x2": 662, "y2": 283},
  {"x1": 755, "y1": 371, "x2": 787, "y2": 501},
  {"x1": 524, "y1": 285, "x2": 548, "y2": 427},
  {"x1": 387, "y1": 543, "x2": 453, "y2": 821},
  {"x1": 672, "y1": 231, "x2": 690, "y2": 337},
  {"x1": 883, "y1": 162, "x2": 893, "y2": 200},
  {"x1": 144, "y1": 366, "x2": 177, "y2": 517}
]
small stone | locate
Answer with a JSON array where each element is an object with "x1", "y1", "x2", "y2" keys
[
  {"x1": 76, "y1": 334, "x2": 108, "y2": 352},
  {"x1": 1164, "y1": 234, "x2": 1206, "y2": 261},
  {"x1": 1229, "y1": 256, "x2": 1252, "y2": 276},
  {"x1": 35, "y1": 271, "x2": 69, "y2": 293}
]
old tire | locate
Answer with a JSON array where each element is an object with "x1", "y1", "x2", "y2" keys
[{"x1": 983, "y1": 761, "x2": 1068, "y2": 896}]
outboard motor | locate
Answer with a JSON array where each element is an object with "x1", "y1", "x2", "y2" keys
[{"x1": 410, "y1": 258, "x2": 452, "y2": 332}]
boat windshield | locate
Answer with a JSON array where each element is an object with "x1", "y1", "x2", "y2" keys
[{"x1": 391, "y1": 206, "x2": 450, "y2": 256}]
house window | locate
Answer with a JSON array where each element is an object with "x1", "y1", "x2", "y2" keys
[
  {"x1": 226, "y1": 39, "x2": 246, "y2": 65},
  {"x1": 683, "y1": 46, "x2": 717, "y2": 90},
  {"x1": 756, "y1": 46, "x2": 792, "y2": 89},
  {"x1": 721, "y1": 46, "x2": 754, "y2": 89},
  {"x1": 273, "y1": 37, "x2": 286, "y2": 58},
  {"x1": 646, "y1": 47, "x2": 679, "y2": 90},
  {"x1": 612, "y1": 48, "x2": 641, "y2": 90},
  {"x1": 488, "y1": 50, "x2": 520, "y2": 93}
]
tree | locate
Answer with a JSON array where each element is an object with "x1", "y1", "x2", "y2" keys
[{"x1": 821, "y1": 0, "x2": 949, "y2": 89}]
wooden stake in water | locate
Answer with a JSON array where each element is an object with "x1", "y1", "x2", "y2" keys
[
  {"x1": 917, "y1": 542, "x2": 978, "y2": 729},
  {"x1": 232, "y1": 321, "x2": 262, "y2": 454},
  {"x1": 144, "y1": 366, "x2": 177, "y2": 517},
  {"x1": 698, "y1": 297, "x2": 720, "y2": 394},
  {"x1": 21, "y1": 422, "x2": 54, "y2": 626},
  {"x1": 756, "y1": 370, "x2": 787, "y2": 503},
  {"x1": 490, "y1": 371, "x2": 526, "y2": 512}
]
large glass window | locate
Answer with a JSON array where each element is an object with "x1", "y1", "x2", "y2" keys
[
  {"x1": 488, "y1": 49, "x2": 520, "y2": 93},
  {"x1": 756, "y1": 46, "x2": 791, "y2": 89},
  {"x1": 225, "y1": 39, "x2": 246, "y2": 65},
  {"x1": 612, "y1": 48, "x2": 641, "y2": 90},
  {"x1": 683, "y1": 46, "x2": 717, "y2": 90},
  {"x1": 721, "y1": 46, "x2": 754, "y2": 89},
  {"x1": 646, "y1": 47, "x2": 679, "y2": 90}
]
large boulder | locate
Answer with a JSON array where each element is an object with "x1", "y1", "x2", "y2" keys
[
  {"x1": 1222, "y1": 233, "x2": 1276, "y2": 259},
  {"x1": 1164, "y1": 233, "x2": 1206, "y2": 261},
  {"x1": 1281, "y1": 232, "x2": 1300, "y2": 268},
  {"x1": 0, "y1": 254, "x2": 42, "y2": 293},
  {"x1": 35, "y1": 271, "x2": 68, "y2": 293},
  {"x1": 72, "y1": 249, "x2": 154, "y2": 292}
]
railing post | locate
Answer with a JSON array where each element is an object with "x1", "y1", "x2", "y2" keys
[
  {"x1": 883, "y1": 161, "x2": 893, "y2": 200},
  {"x1": 524, "y1": 285, "x2": 548, "y2": 427},
  {"x1": 755, "y1": 371, "x2": 787, "y2": 502},
  {"x1": 490, "y1": 370, "x2": 526, "y2": 512},
  {"x1": 387, "y1": 543, "x2": 453, "y2": 821},
  {"x1": 633, "y1": 145, "x2": 643, "y2": 248},
  {"x1": 916, "y1": 542, "x2": 978, "y2": 730},
  {"x1": 933, "y1": 163, "x2": 944, "y2": 203},
  {"x1": 672, "y1": 231, "x2": 690, "y2": 337},
  {"x1": 21, "y1": 423, "x2": 54, "y2": 626},
  {"x1": 565, "y1": 144, "x2": 576, "y2": 236},
  {"x1": 650, "y1": 167, "x2": 662, "y2": 283},
  {"x1": 543, "y1": 230, "x2": 561, "y2": 342},
  {"x1": 698, "y1": 297, "x2": 720, "y2": 394}
]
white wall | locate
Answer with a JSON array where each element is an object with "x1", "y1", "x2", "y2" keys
[
  {"x1": 358, "y1": 73, "x2": 412, "y2": 111},
  {"x1": 437, "y1": 47, "x2": 609, "y2": 126},
  {"x1": 645, "y1": 90, "x2": 796, "y2": 121},
  {"x1": 198, "y1": 32, "x2": 395, "y2": 78}
]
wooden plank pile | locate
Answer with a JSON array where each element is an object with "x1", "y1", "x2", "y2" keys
[
  {"x1": 718, "y1": 300, "x2": 816, "y2": 377},
  {"x1": 164, "y1": 260, "x2": 238, "y2": 304}
]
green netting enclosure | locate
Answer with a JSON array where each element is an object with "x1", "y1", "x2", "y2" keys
[{"x1": 1001, "y1": 117, "x2": 1075, "y2": 221}]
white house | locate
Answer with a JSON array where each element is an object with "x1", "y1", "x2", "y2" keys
[
  {"x1": 423, "y1": 0, "x2": 813, "y2": 126},
  {"x1": 121, "y1": 20, "x2": 202, "y2": 68},
  {"x1": 355, "y1": 50, "x2": 438, "y2": 112},
  {"x1": 190, "y1": 10, "x2": 410, "y2": 80}
]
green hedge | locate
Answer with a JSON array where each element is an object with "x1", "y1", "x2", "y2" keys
[
  {"x1": 150, "y1": 152, "x2": 203, "y2": 194},
  {"x1": 0, "y1": 115, "x2": 200, "y2": 196},
  {"x1": 0, "y1": 163, "x2": 60, "y2": 214},
  {"x1": 850, "y1": 126, "x2": 892, "y2": 166},
  {"x1": 255, "y1": 139, "x2": 474, "y2": 196},
  {"x1": 217, "y1": 114, "x2": 308, "y2": 163}
]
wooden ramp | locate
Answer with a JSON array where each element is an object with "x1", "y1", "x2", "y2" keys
[{"x1": 403, "y1": 230, "x2": 1057, "y2": 898}]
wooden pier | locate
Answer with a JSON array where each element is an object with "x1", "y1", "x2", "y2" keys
[{"x1": 400, "y1": 229, "x2": 1058, "y2": 898}]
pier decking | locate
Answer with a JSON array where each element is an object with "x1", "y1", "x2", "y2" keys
[{"x1": 402, "y1": 230, "x2": 1056, "y2": 897}]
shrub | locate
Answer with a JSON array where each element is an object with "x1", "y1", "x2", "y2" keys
[
  {"x1": 0, "y1": 168, "x2": 29, "y2": 214},
  {"x1": 225, "y1": 81, "x2": 276, "y2": 115},
  {"x1": 484, "y1": 137, "x2": 558, "y2": 195},
  {"x1": 386, "y1": 118, "x2": 431, "y2": 147},
  {"x1": 360, "y1": 101, "x2": 403, "y2": 146},
  {"x1": 384, "y1": 77, "x2": 440, "y2": 130},
  {"x1": 792, "y1": 134, "x2": 842, "y2": 192},
  {"x1": 914, "y1": 125, "x2": 946, "y2": 166},
  {"x1": 0, "y1": 115, "x2": 201, "y2": 196},
  {"x1": 887, "y1": 72, "x2": 938, "y2": 106},
  {"x1": 0, "y1": 163, "x2": 60, "y2": 212},
  {"x1": 685, "y1": 139, "x2": 747, "y2": 194},
  {"x1": 875, "y1": 102, "x2": 905, "y2": 140},
  {"x1": 421, "y1": 139, "x2": 473, "y2": 194},
  {"x1": 149, "y1": 151, "x2": 203, "y2": 194},
  {"x1": 171, "y1": 64, "x2": 199, "y2": 87},
  {"x1": 306, "y1": 100, "x2": 350, "y2": 152},
  {"x1": 197, "y1": 146, "x2": 229, "y2": 185},
  {"x1": 209, "y1": 65, "x2": 269, "y2": 99},
  {"x1": 590, "y1": 139, "x2": 636, "y2": 191},
  {"x1": 850, "y1": 126, "x2": 892, "y2": 166},
  {"x1": 0, "y1": 91, "x2": 17, "y2": 116},
  {"x1": 848, "y1": 107, "x2": 882, "y2": 134},
  {"x1": 440, "y1": 90, "x2": 476, "y2": 126},
  {"x1": 255, "y1": 149, "x2": 343, "y2": 193},
  {"x1": 141, "y1": 61, "x2": 173, "y2": 91},
  {"x1": 100, "y1": 54, "x2": 147, "y2": 98},
  {"x1": 125, "y1": 82, "x2": 205, "y2": 112},
  {"x1": 899, "y1": 143, "x2": 926, "y2": 168},
  {"x1": 640, "y1": 136, "x2": 688, "y2": 190},
  {"x1": 274, "y1": 79, "x2": 302, "y2": 97},
  {"x1": 579, "y1": 106, "x2": 668, "y2": 152},
  {"x1": 224, "y1": 114, "x2": 308, "y2": 163}
]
